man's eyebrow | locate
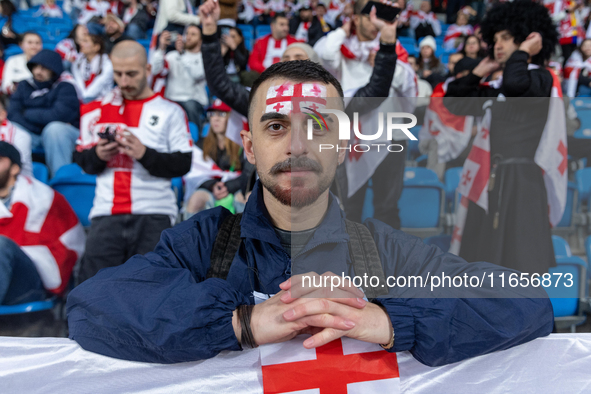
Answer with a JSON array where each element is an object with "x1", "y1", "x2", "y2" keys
[{"x1": 260, "y1": 112, "x2": 289, "y2": 122}]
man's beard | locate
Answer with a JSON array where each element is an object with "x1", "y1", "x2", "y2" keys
[
  {"x1": 0, "y1": 168, "x2": 11, "y2": 190},
  {"x1": 260, "y1": 156, "x2": 333, "y2": 208},
  {"x1": 185, "y1": 41, "x2": 199, "y2": 51},
  {"x1": 120, "y1": 77, "x2": 147, "y2": 99}
]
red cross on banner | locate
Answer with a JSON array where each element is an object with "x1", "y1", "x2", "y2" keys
[{"x1": 261, "y1": 338, "x2": 399, "y2": 394}]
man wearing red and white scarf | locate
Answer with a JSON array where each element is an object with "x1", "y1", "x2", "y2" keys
[
  {"x1": 314, "y1": 0, "x2": 417, "y2": 229},
  {"x1": 408, "y1": 0, "x2": 442, "y2": 42},
  {"x1": 444, "y1": 1, "x2": 566, "y2": 275},
  {"x1": 0, "y1": 142, "x2": 85, "y2": 305},
  {"x1": 248, "y1": 13, "x2": 300, "y2": 73}
]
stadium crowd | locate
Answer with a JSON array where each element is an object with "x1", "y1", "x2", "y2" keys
[{"x1": 0, "y1": 0, "x2": 590, "y2": 342}]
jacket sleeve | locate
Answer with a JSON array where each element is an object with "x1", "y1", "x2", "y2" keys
[
  {"x1": 313, "y1": 28, "x2": 346, "y2": 74},
  {"x1": 67, "y1": 209, "x2": 250, "y2": 363},
  {"x1": 7, "y1": 85, "x2": 37, "y2": 132},
  {"x1": 72, "y1": 146, "x2": 108, "y2": 175},
  {"x1": 443, "y1": 72, "x2": 488, "y2": 116},
  {"x1": 150, "y1": 48, "x2": 167, "y2": 76},
  {"x1": 165, "y1": 0, "x2": 201, "y2": 26},
  {"x1": 248, "y1": 38, "x2": 267, "y2": 74},
  {"x1": 365, "y1": 219, "x2": 554, "y2": 367},
  {"x1": 501, "y1": 50, "x2": 553, "y2": 98},
  {"x1": 202, "y1": 33, "x2": 250, "y2": 117},
  {"x1": 23, "y1": 83, "x2": 81, "y2": 126},
  {"x1": 138, "y1": 148, "x2": 192, "y2": 178}
]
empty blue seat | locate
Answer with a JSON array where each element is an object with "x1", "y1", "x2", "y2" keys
[
  {"x1": 32, "y1": 162, "x2": 49, "y2": 184},
  {"x1": 556, "y1": 182, "x2": 576, "y2": 227},
  {"x1": 237, "y1": 24, "x2": 254, "y2": 38},
  {"x1": 546, "y1": 257, "x2": 587, "y2": 321},
  {"x1": 399, "y1": 168, "x2": 444, "y2": 229},
  {"x1": 255, "y1": 24, "x2": 271, "y2": 38},
  {"x1": 444, "y1": 167, "x2": 462, "y2": 212},
  {"x1": 189, "y1": 122, "x2": 199, "y2": 143},
  {"x1": 171, "y1": 177, "x2": 184, "y2": 209},
  {"x1": 49, "y1": 164, "x2": 97, "y2": 227},
  {"x1": 576, "y1": 167, "x2": 591, "y2": 208},
  {"x1": 552, "y1": 235, "x2": 572, "y2": 258},
  {"x1": 0, "y1": 298, "x2": 56, "y2": 316},
  {"x1": 423, "y1": 234, "x2": 451, "y2": 252},
  {"x1": 406, "y1": 125, "x2": 422, "y2": 160}
]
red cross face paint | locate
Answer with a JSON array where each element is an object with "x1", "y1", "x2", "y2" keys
[{"x1": 265, "y1": 83, "x2": 328, "y2": 115}]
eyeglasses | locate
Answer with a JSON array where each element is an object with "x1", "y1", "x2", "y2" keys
[{"x1": 207, "y1": 111, "x2": 228, "y2": 118}]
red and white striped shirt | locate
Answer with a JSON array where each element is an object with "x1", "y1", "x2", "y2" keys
[{"x1": 77, "y1": 89, "x2": 193, "y2": 222}]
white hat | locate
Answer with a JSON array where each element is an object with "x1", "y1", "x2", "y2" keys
[{"x1": 419, "y1": 35, "x2": 436, "y2": 52}]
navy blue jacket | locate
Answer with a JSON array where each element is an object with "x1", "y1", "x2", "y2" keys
[
  {"x1": 67, "y1": 181, "x2": 554, "y2": 366},
  {"x1": 8, "y1": 50, "x2": 80, "y2": 134}
]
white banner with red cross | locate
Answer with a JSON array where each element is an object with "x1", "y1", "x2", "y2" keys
[{"x1": 1, "y1": 334, "x2": 590, "y2": 393}]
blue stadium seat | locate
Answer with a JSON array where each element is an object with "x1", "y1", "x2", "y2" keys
[
  {"x1": 423, "y1": 234, "x2": 451, "y2": 252},
  {"x1": 576, "y1": 167, "x2": 591, "y2": 208},
  {"x1": 546, "y1": 256, "x2": 587, "y2": 331},
  {"x1": 556, "y1": 181, "x2": 577, "y2": 228},
  {"x1": 237, "y1": 24, "x2": 254, "y2": 39},
  {"x1": 572, "y1": 97, "x2": 591, "y2": 139},
  {"x1": 171, "y1": 177, "x2": 184, "y2": 209},
  {"x1": 189, "y1": 121, "x2": 199, "y2": 143},
  {"x1": 32, "y1": 162, "x2": 49, "y2": 184},
  {"x1": 255, "y1": 24, "x2": 271, "y2": 38},
  {"x1": 202, "y1": 123, "x2": 210, "y2": 138},
  {"x1": 0, "y1": 298, "x2": 56, "y2": 316},
  {"x1": 552, "y1": 235, "x2": 572, "y2": 258},
  {"x1": 406, "y1": 125, "x2": 422, "y2": 161},
  {"x1": 444, "y1": 167, "x2": 462, "y2": 212},
  {"x1": 399, "y1": 168, "x2": 445, "y2": 230},
  {"x1": 49, "y1": 164, "x2": 97, "y2": 227},
  {"x1": 582, "y1": 235, "x2": 591, "y2": 281},
  {"x1": 244, "y1": 36, "x2": 253, "y2": 52}
]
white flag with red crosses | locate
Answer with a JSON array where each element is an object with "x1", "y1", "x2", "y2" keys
[{"x1": 449, "y1": 66, "x2": 567, "y2": 254}]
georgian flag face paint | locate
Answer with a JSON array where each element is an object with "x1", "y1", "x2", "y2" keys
[{"x1": 264, "y1": 83, "x2": 328, "y2": 115}]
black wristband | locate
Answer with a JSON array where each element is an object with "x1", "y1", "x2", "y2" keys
[{"x1": 238, "y1": 305, "x2": 258, "y2": 349}]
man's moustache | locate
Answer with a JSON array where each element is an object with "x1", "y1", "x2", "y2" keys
[{"x1": 269, "y1": 157, "x2": 322, "y2": 175}]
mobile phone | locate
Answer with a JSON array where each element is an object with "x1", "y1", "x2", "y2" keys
[
  {"x1": 98, "y1": 125, "x2": 117, "y2": 142},
  {"x1": 360, "y1": 1, "x2": 401, "y2": 22},
  {"x1": 170, "y1": 31, "x2": 179, "y2": 43},
  {"x1": 221, "y1": 26, "x2": 231, "y2": 36}
]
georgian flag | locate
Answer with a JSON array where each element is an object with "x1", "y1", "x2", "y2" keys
[
  {"x1": 418, "y1": 79, "x2": 474, "y2": 163},
  {"x1": 565, "y1": 51, "x2": 591, "y2": 98},
  {"x1": 261, "y1": 337, "x2": 399, "y2": 394},
  {"x1": 265, "y1": 83, "x2": 328, "y2": 115},
  {"x1": 0, "y1": 176, "x2": 85, "y2": 295},
  {"x1": 449, "y1": 67, "x2": 568, "y2": 254}
]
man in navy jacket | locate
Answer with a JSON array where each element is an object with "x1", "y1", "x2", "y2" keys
[
  {"x1": 8, "y1": 49, "x2": 80, "y2": 177},
  {"x1": 67, "y1": 60, "x2": 553, "y2": 366}
]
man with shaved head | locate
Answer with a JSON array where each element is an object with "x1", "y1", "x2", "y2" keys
[
  {"x1": 72, "y1": 40, "x2": 193, "y2": 283},
  {"x1": 69, "y1": 60, "x2": 553, "y2": 369}
]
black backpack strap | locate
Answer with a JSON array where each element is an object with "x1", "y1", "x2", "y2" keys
[
  {"x1": 207, "y1": 213, "x2": 243, "y2": 280},
  {"x1": 344, "y1": 219, "x2": 389, "y2": 299}
]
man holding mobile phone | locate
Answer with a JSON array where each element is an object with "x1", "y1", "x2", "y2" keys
[
  {"x1": 150, "y1": 25, "x2": 208, "y2": 131},
  {"x1": 73, "y1": 41, "x2": 193, "y2": 283}
]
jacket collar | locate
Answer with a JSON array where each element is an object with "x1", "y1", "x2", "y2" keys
[{"x1": 240, "y1": 181, "x2": 350, "y2": 251}]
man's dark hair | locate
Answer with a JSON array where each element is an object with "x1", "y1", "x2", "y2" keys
[
  {"x1": 271, "y1": 12, "x2": 287, "y2": 23},
  {"x1": 248, "y1": 60, "x2": 344, "y2": 123},
  {"x1": 480, "y1": 0, "x2": 558, "y2": 65},
  {"x1": 19, "y1": 31, "x2": 42, "y2": 44}
]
